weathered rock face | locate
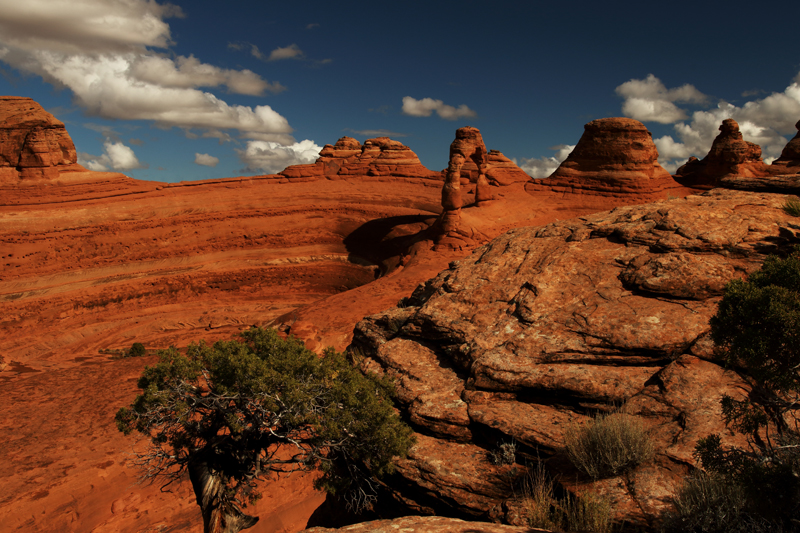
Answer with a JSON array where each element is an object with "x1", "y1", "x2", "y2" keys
[
  {"x1": 529, "y1": 117, "x2": 679, "y2": 197},
  {"x1": 280, "y1": 136, "x2": 440, "y2": 180},
  {"x1": 771, "y1": 119, "x2": 800, "y2": 171},
  {"x1": 675, "y1": 118, "x2": 774, "y2": 188},
  {"x1": 351, "y1": 189, "x2": 799, "y2": 525},
  {"x1": 0, "y1": 96, "x2": 83, "y2": 181}
]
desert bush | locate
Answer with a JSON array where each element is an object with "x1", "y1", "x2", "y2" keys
[
  {"x1": 782, "y1": 197, "x2": 800, "y2": 217},
  {"x1": 564, "y1": 412, "x2": 654, "y2": 479},
  {"x1": 661, "y1": 472, "x2": 747, "y2": 533},
  {"x1": 127, "y1": 342, "x2": 146, "y2": 358}
]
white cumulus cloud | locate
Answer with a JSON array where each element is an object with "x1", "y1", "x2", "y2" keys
[
  {"x1": 0, "y1": 0, "x2": 292, "y2": 142},
  {"x1": 617, "y1": 73, "x2": 800, "y2": 171},
  {"x1": 616, "y1": 74, "x2": 708, "y2": 124},
  {"x1": 237, "y1": 140, "x2": 322, "y2": 174},
  {"x1": 194, "y1": 153, "x2": 219, "y2": 167},
  {"x1": 79, "y1": 139, "x2": 146, "y2": 171},
  {"x1": 402, "y1": 96, "x2": 477, "y2": 120},
  {"x1": 515, "y1": 144, "x2": 575, "y2": 179}
]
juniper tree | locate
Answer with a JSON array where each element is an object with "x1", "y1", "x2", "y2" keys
[
  {"x1": 116, "y1": 327, "x2": 413, "y2": 533},
  {"x1": 689, "y1": 246, "x2": 800, "y2": 528}
]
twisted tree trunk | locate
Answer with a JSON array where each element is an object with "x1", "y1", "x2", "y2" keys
[{"x1": 188, "y1": 460, "x2": 259, "y2": 533}]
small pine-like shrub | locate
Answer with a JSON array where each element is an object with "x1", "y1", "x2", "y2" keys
[
  {"x1": 127, "y1": 342, "x2": 146, "y2": 358},
  {"x1": 564, "y1": 412, "x2": 654, "y2": 479},
  {"x1": 782, "y1": 197, "x2": 800, "y2": 217}
]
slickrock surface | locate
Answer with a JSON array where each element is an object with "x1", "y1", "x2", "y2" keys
[
  {"x1": 303, "y1": 515, "x2": 549, "y2": 533},
  {"x1": 771, "y1": 119, "x2": 800, "y2": 171},
  {"x1": 281, "y1": 137, "x2": 441, "y2": 180},
  {"x1": 0, "y1": 96, "x2": 85, "y2": 181},
  {"x1": 528, "y1": 118, "x2": 684, "y2": 198},
  {"x1": 351, "y1": 188, "x2": 799, "y2": 527},
  {"x1": 0, "y1": 172, "x2": 446, "y2": 533}
]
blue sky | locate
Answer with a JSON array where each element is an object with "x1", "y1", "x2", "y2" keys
[{"x1": 0, "y1": 0, "x2": 798, "y2": 182}]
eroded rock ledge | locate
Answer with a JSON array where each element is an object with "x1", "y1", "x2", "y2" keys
[{"x1": 350, "y1": 188, "x2": 800, "y2": 526}]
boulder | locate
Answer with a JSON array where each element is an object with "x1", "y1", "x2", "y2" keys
[
  {"x1": 675, "y1": 118, "x2": 773, "y2": 188},
  {"x1": 0, "y1": 96, "x2": 84, "y2": 181},
  {"x1": 350, "y1": 188, "x2": 798, "y2": 524},
  {"x1": 280, "y1": 136, "x2": 439, "y2": 180},
  {"x1": 529, "y1": 118, "x2": 679, "y2": 197},
  {"x1": 771, "y1": 118, "x2": 800, "y2": 172}
]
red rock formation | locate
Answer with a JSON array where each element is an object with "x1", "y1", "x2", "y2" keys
[
  {"x1": 280, "y1": 136, "x2": 439, "y2": 180},
  {"x1": 485, "y1": 150, "x2": 531, "y2": 185},
  {"x1": 0, "y1": 96, "x2": 84, "y2": 181},
  {"x1": 351, "y1": 188, "x2": 799, "y2": 525},
  {"x1": 675, "y1": 118, "x2": 774, "y2": 188},
  {"x1": 771, "y1": 119, "x2": 800, "y2": 172},
  {"x1": 529, "y1": 117, "x2": 680, "y2": 197}
]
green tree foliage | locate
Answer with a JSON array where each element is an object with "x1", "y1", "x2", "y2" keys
[
  {"x1": 687, "y1": 247, "x2": 800, "y2": 530},
  {"x1": 116, "y1": 327, "x2": 414, "y2": 533}
]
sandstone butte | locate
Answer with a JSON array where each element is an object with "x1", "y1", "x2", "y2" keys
[{"x1": 1, "y1": 95, "x2": 798, "y2": 533}]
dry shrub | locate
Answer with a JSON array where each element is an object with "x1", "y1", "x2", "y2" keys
[
  {"x1": 564, "y1": 412, "x2": 654, "y2": 479},
  {"x1": 660, "y1": 472, "x2": 781, "y2": 533}
]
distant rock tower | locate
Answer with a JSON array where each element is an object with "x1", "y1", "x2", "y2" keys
[{"x1": 674, "y1": 118, "x2": 772, "y2": 188}]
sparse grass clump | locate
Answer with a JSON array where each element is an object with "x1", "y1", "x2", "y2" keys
[
  {"x1": 782, "y1": 197, "x2": 800, "y2": 217},
  {"x1": 564, "y1": 412, "x2": 654, "y2": 479},
  {"x1": 521, "y1": 461, "x2": 613, "y2": 533}
]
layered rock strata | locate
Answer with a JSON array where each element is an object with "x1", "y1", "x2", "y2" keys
[
  {"x1": 280, "y1": 137, "x2": 440, "y2": 180},
  {"x1": 351, "y1": 188, "x2": 799, "y2": 526},
  {"x1": 529, "y1": 117, "x2": 679, "y2": 197},
  {"x1": 675, "y1": 118, "x2": 774, "y2": 188},
  {"x1": 0, "y1": 96, "x2": 84, "y2": 181}
]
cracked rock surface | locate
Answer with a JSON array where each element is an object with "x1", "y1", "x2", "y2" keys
[{"x1": 351, "y1": 189, "x2": 800, "y2": 526}]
